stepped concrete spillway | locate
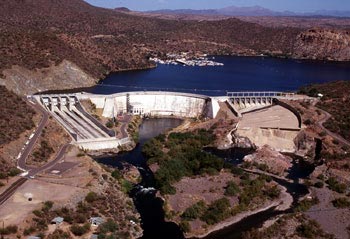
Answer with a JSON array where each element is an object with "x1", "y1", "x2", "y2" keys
[{"x1": 34, "y1": 91, "x2": 302, "y2": 151}]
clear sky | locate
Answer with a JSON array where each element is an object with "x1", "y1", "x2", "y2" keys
[{"x1": 84, "y1": 0, "x2": 350, "y2": 12}]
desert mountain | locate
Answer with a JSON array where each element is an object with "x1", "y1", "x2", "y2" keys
[
  {"x1": 148, "y1": 5, "x2": 350, "y2": 17},
  {"x1": 0, "y1": 0, "x2": 349, "y2": 94}
]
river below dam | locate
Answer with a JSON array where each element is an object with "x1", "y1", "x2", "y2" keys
[{"x1": 95, "y1": 118, "x2": 311, "y2": 239}]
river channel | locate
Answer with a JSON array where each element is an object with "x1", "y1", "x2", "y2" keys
[{"x1": 95, "y1": 118, "x2": 311, "y2": 239}]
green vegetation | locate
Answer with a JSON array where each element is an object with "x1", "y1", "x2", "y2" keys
[
  {"x1": 85, "y1": 191, "x2": 99, "y2": 203},
  {"x1": 326, "y1": 177, "x2": 347, "y2": 193},
  {"x1": 179, "y1": 220, "x2": 191, "y2": 233},
  {"x1": 181, "y1": 200, "x2": 207, "y2": 220},
  {"x1": 70, "y1": 223, "x2": 90, "y2": 236},
  {"x1": 242, "y1": 215, "x2": 333, "y2": 239},
  {"x1": 294, "y1": 197, "x2": 319, "y2": 212},
  {"x1": 97, "y1": 218, "x2": 119, "y2": 238},
  {"x1": 111, "y1": 169, "x2": 122, "y2": 180},
  {"x1": 314, "y1": 181, "x2": 324, "y2": 188},
  {"x1": 47, "y1": 229, "x2": 72, "y2": 239},
  {"x1": 201, "y1": 198, "x2": 231, "y2": 225},
  {"x1": 0, "y1": 225, "x2": 18, "y2": 235},
  {"x1": 178, "y1": 174, "x2": 281, "y2": 228},
  {"x1": 143, "y1": 129, "x2": 224, "y2": 195},
  {"x1": 8, "y1": 167, "x2": 21, "y2": 177},
  {"x1": 296, "y1": 220, "x2": 326, "y2": 239},
  {"x1": 224, "y1": 181, "x2": 240, "y2": 196},
  {"x1": 105, "y1": 119, "x2": 114, "y2": 128},
  {"x1": 32, "y1": 140, "x2": 54, "y2": 163},
  {"x1": 332, "y1": 197, "x2": 350, "y2": 208},
  {"x1": 120, "y1": 179, "x2": 133, "y2": 194}
]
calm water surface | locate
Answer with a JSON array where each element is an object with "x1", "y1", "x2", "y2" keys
[{"x1": 90, "y1": 56, "x2": 350, "y2": 95}]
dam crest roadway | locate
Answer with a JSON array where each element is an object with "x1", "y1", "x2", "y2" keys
[{"x1": 34, "y1": 91, "x2": 304, "y2": 151}]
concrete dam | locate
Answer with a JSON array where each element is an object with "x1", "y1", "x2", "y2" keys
[
  {"x1": 80, "y1": 91, "x2": 218, "y2": 119},
  {"x1": 35, "y1": 91, "x2": 221, "y2": 151},
  {"x1": 34, "y1": 91, "x2": 300, "y2": 151}
]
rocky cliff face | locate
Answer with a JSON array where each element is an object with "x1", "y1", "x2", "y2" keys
[
  {"x1": 293, "y1": 29, "x2": 350, "y2": 61},
  {"x1": 0, "y1": 60, "x2": 97, "y2": 95}
]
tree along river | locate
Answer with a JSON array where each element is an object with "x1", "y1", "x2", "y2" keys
[{"x1": 92, "y1": 56, "x2": 348, "y2": 238}]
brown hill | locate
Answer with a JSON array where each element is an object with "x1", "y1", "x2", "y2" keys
[{"x1": 0, "y1": 0, "x2": 348, "y2": 94}]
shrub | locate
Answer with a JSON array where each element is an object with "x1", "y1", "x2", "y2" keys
[
  {"x1": 201, "y1": 198, "x2": 231, "y2": 225},
  {"x1": 179, "y1": 220, "x2": 191, "y2": 233},
  {"x1": 294, "y1": 197, "x2": 319, "y2": 212},
  {"x1": 230, "y1": 166, "x2": 244, "y2": 176},
  {"x1": 0, "y1": 225, "x2": 18, "y2": 235},
  {"x1": 326, "y1": 177, "x2": 347, "y2": 193},
  {"x1": 332, "y1": 197, "x2": 350, "y2": 208},
  {"x1": 99, "y1": 219, "x2": 119, "y2": 234},
  {"x1": 224, "y1": 181, "x2": 240, "y2": 196},
  {"x1": 121, "y1": 179, "x2": 133, "y2": 194},
  {"x1": 296, "y1": 220, "x2": 323, "y2": 238},
  {"x1": 42, "y1": 201, "x2": 54, "y2": 212},
  {"x1": 314, "y1": 181, "x2": 324, "y2": 188},
  {"x1": 265, "y1": 185, "x2": 281, "y2": 199},
  {"x1": 111, "y1": 169, "x2": 122, "y2": 180},
  {"x1": 85, "y1": 192, "x2": 99, "y2": 203},
  {"x1": 8, "y1": 168, "x2": 21, "y2": 177},
  {"x1": 181, "y1": 200, "x2": 207, "y2": 220},
  {"x1": 304, "y1": 119, "x2": 312, "y2": 125},
  {"x1": 105, "y1": 119, "x2": 114, "y2": 128},
  {"x1": 70, "y1": 223, "x2": 90, "y2": 236}
]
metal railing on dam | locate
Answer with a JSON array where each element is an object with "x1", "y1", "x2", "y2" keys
[{"x1": 226, "y1": 91, "x2": 295, "y2": 98}]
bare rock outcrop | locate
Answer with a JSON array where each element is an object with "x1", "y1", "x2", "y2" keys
[
  {"x1": 293, "y1": 29, "x2": 350, "y2": 61},
  {"x1": 243, "y1": 145, "x2": 292, "y2": 176},
  {"x1": 230, "y1": 132, "x2": 256, "y2": 149},
  {"x1": 294, "y1": 130, "x2": 317, "y2": 161},
  {"x1": 0, "y1": 60, "x2": 97, "y2": 95}
]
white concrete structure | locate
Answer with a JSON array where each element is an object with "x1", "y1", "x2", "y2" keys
[
  {"x1": 34, "y1": 91, "x2": 300, "y2": 151},
  {"x1": 78, "y1": 91, "x2": 217, "y2": 119}
]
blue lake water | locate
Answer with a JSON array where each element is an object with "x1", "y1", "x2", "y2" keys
[{"x1": 90, "y1": 56, "x2": 350, "y2": 95}]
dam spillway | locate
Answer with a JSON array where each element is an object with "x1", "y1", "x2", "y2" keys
[{"x1": 34, "y1": 91, "x2": 302, "y2": 151}]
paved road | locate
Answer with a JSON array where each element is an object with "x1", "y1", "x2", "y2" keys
[
  {"x1": 119, "y1": 114, "x2": 132, "y2": 138},
  {"x1": 17, "y1": 99, "x2": 49, "y2": 171},
  {"x1": 316, "y1": 107, "x2": 350, "y2": 147},
  {"x1": 0, "y1": 99, "x2": 68, "y2": 206},
  {"x1": 28, "y1": 144, "x2": 69, "y2": 176}
]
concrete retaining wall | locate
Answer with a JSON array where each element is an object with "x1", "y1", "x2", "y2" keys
[
  {"x1": 274, "y1": 99, "x2": 302, "y2": 128},
  {"x1": 75, "y1": 137, "x2": 130, "y2": 151}
]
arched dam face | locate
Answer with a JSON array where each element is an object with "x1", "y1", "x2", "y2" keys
[{"x1": 80, "y1": 91, "x2": 220, "y2": 119}]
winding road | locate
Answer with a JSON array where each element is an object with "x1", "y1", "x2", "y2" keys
[
  {"x1": 0, "y1": 99, "x2": 69, "y2": 206},
  {"x1": 316, "y1": 107, "x2": 350, "y2": 147}
]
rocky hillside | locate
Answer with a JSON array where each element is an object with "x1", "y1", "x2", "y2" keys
[
  {"x1": 0, "y1": 0, "x2": 349, "y2": 94},
  {"x1": 0, "y1": 86, "x2": 36, "y2": 180},
  {"x1": 294, "y1": 29, "x2": 350, "y2": 61}
]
